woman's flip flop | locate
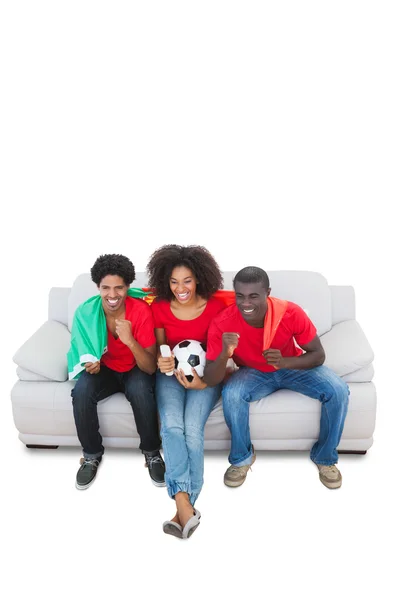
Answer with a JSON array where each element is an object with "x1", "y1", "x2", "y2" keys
[{"x1": 182, "y1": 509, "x2": 201, "y2": 539}]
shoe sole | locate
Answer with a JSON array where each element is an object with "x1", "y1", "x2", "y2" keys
[
  {"x1": 163, "y1": 522, "x2": 183, "y2": 538},
  {"x1": 319, "y1": 476, "x2": 342, "y2": 489},
  {"x1": 75, "y1": 480, "x2": 95, "y2": 490},
  {"x1": 224, "y1": 478, "x2": 246, "y2": 488},
  {"x1": 182, "y1": 510, "x2": 201, "y2": 539},
  {"x1": 151, "y1": 479, "x2": 167, "y2": 488},
  {"x1": 186, "y1": 522, "x2": 200, "y2": 538}
]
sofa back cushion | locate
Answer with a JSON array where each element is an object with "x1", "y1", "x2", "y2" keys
[{"x1": 68, "y1": 274, "x2": 98, "y2": 331}]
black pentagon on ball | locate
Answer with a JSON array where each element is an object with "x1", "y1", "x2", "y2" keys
[
  {"x1": 179, "y1": 340, "x2": 191, "y2": 348},
  {"x1": 200, "y1": 343, "x2": 206, "y2": 352},
  {"x1": 186, "y1": 375, "x2": 194, "y2": 382},
  {"x1": 187, "y1": 354, "x2": 200, "y2": 367},
  {"x1": 174, "y1": 357, "x2": 179, "y2": 370}
]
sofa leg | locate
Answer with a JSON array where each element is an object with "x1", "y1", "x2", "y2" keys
[
  {"x1": 338, "y1": 450, "x2": 367, "y2": 455},
  {"x1": 26, "y1": 444, "x2": 59, "y2": 449}
]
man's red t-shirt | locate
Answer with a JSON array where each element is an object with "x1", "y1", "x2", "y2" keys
[
  {"x1": 206, "y1": 301, "x2": 317, "y2": 373},
  {"x1": 101, "y1": 296, "x2": 156, "y2": 373},
  {"x1": 151, "y1": 296, "x2": 225, "y2": 350}
]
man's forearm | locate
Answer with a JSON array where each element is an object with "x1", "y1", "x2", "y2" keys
[
  {"x1": 280, "y1": 350, "x2": 325, "y2": 370},
  {"x1": 127, "y1": 340, "x2": 157, "y2": 374},
  {"x1": 203, "y1": 355, "x2": 229, "y2": 386}
]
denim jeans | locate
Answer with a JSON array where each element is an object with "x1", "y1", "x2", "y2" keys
[
  {"x1": 71, "y1": 364, "x2": 161, "y2": 459},
  {"x1": 222, "y1": 365, "x2": 349, "y2": 466},
  {"x1": 156, "y1": 371, "x2": 221, "y2": 506}
]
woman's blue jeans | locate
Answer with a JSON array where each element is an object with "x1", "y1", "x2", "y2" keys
[
  {"x1": 156, "y1": 371, "x2": 221, "y2": 506},
  {"x1": 222, "y1": 365, "x2": 349, "y2": 467}
]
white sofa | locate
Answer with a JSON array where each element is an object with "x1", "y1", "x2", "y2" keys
[{"x1": 11, "y1": 271, "x2": 376, "y2": 453}]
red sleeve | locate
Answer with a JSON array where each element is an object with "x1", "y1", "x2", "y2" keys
[
  {"x1": 133, "y1": 303, "x2": 156, "y2": 349},
  {"x1": 206, "y1": 318, "x2": 223, "y2": 361},
  {"x1": 292, "y1": 304, "x2": 317, "y2": 346}
]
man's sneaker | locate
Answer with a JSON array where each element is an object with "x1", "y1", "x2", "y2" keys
[
  {"x1": 224, "y1": 447, "x2": 256, "y2": 488},
  {"x1": 76, "y1": 456, "x2": 102, "y2": 490},
  {"x1": 143, "y1": 451, "x2": 166, "y2": 487},
  {"x1": 316, "y1": 464, "x2": 342, "y2": 489}
]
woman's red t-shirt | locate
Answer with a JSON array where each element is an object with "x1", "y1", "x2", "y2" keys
[{"x1": 151, "y1": 296, "x2": 225, "y2": 351}]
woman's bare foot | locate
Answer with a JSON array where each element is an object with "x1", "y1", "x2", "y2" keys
[
  {"x1": 175, "y1": 492, "x2": 195, "y2": 528},
  {"x1": 170, "y1": 511, "x2": 181, "y2": 526}
]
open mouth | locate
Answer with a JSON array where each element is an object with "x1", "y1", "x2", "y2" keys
[
  {"x1": 106, "y1": 298, "x2": 120, "y2": 308},
  {"x1": 176, "y1": 292, "x2": 190, "y2": 301},
  {"x1": 242, "y1": 308, "x2": 256, "y2": 315}
]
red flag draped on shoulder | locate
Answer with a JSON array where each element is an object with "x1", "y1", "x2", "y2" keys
[
  {"x1": 213, "y1": 290, "x2": 236, "y2": 306},
  {"x1": 139, "y1": 288, "x2": 157, "y2": 305},
  {"x1": 263, "y1": 297, "x2": 288, "y2": 350},
  {"x1": 213, "y1": 290, "x2": 288, "y2": 350}
]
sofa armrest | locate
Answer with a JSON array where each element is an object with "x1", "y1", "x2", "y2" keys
[
  {"x1": 16, "y1": 367, "x2": 53, "y2": 381},
  {"x1": 320, "y1": 320, "x2": 374, "y2": 377},
  {"x1": 13, "y1": 321, "x2": 71, "y2": 382}
]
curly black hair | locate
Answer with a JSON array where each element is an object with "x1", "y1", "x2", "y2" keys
[
  {"x1": 91, "y1": 254, "x2": 136, "y2": 287},
  {"x1": 146, "y1": 245, "x2": 223, "y2": 301}
]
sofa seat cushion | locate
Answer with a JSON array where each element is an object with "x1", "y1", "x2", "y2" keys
[
  {"x1": 207, "y1": 382, "x2": 376, "y2": 442},
  {"x1": 320, "y1": 320, "x2": 374, "y2": 376},
  {"x1": 13, "y1": 321, "x2": 70, "y2": 382},
  {"x1": 11, "y1": 380, "x2": 376, "y2": 445}
]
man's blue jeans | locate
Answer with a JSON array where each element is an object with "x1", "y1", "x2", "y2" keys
[
  {"x1": 222, "y1": 365, "x2": 349, "y2": 466},
  {"x1": 156, "y1": 371, "x2": 221, "y2": 506}
]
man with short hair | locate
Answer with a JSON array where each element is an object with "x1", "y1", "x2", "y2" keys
[
  {"x1": 71, "y1": 253, "x2": 165, "y2": 490},
  {"x1": 203, "y1": 266, "x2": 349, "y2": 489}
]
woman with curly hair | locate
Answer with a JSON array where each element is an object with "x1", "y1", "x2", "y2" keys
[{"x1": 147, "y1": 245, "x2": 225, "y2": 538}]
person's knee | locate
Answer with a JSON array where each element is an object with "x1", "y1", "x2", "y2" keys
[
  {"x1": 323, "y1": 377, "x2": 349, "y2": 409},
  {"x1": 222, "y1": 382, "x2": 245, "y2": 412},
  {"x1": 160, "y1": 413, "x2": 185, "y2": 438},
  {"x1": 71, "y1": 373, "x2": 95, "y2": 406},
  {"x1": 335, "y1": 378, "x2": 349, "y2": 410},
  {"x1": 126, "y1": 374, "x2": 155, "y2": 404},
  {"x1": 184, "y1": 423, "x2": 204, "y2": 449}
]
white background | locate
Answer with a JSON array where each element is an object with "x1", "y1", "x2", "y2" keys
[{"x1": 1, "y1": 1, "x2": 399, "y2": 599}]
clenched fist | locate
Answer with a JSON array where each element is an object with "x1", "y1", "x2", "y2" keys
[
  {"x1": 262, "y1": 348, "x2": 288, "y2": 369},
  {"x1": 222, "y1": 332, "x2": 240, "y2": 358},
  {"x1": 115, "y1": 319, "x2": 134, "y2": 346},
  {"x1": 157, "y1": 354, "x2": 175, "y2": 374},
  {"x1": 85, "y1": 361, "x2": 100, "y2": 375}
]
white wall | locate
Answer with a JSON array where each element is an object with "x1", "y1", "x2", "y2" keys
[{"x1": 1, "y1": 1, "x2": 399, "y2": 599}]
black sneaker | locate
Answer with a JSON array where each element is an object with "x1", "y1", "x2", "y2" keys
[
  {"x1": 143, "y1": 451, "x2": 166, "y2": 487},
  {"x1": 75, "y1": 456, "x2": 102, "y2": 490}
]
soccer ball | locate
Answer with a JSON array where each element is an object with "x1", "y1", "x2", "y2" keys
[{"x1": 172, "y1": 339, "x2": 207, "y2": 382}]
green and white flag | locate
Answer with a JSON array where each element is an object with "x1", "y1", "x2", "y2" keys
[{"x1": 67, "y1": 288, "x2": 154, "y2": 380}]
